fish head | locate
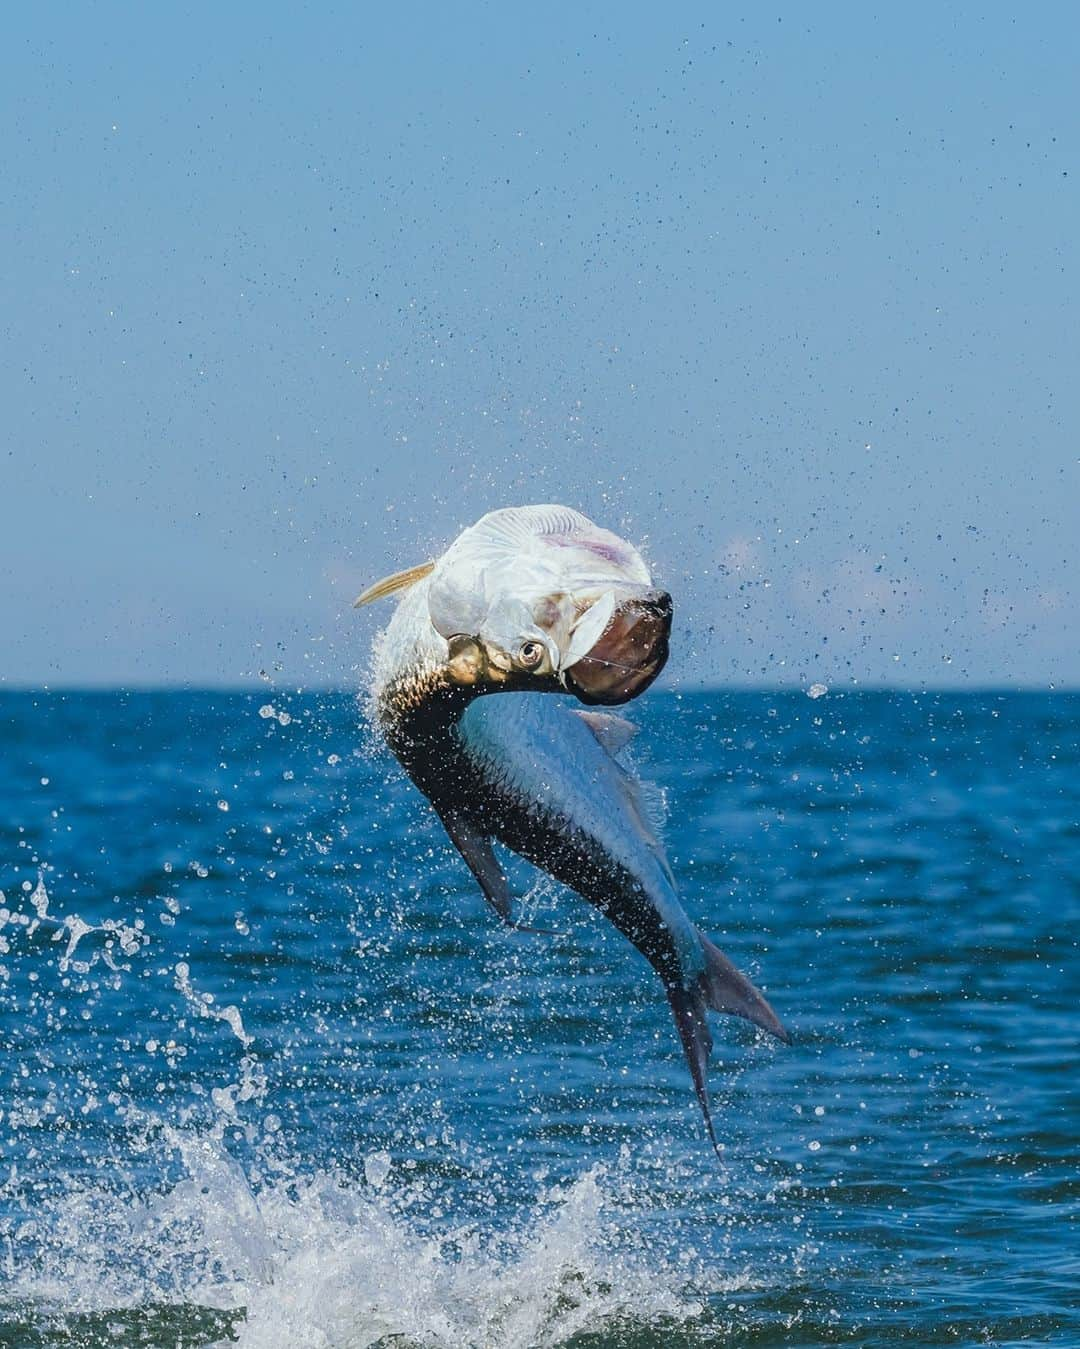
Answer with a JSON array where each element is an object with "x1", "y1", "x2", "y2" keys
[
  {"x1": 440, "y1": 597, "x2": 557, "y2": 690},
  {"x1": 428, "y1": 506, "x2": 672, "y2": 705}
]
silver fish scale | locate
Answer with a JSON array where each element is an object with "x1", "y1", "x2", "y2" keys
[{"x1": 457, "y1": 694, "x2": 706, "y2": 982}]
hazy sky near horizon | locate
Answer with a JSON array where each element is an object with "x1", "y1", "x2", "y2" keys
[{"x1": 2, "y1": 4, "x2": 1076, "y2": 690}]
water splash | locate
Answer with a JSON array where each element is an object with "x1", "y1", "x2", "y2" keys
[
  {"x1": 0, "y1": 870, "x2": 749, "y2": 1348},
  {"x1": 3, "y1": 1130, "x2": 741, "y2": 1349},
  {"x1": 0, "y1": 875, "x2": 148, "y2": 977},
  {"x1": 218, "y1": 1156, "x2": 716, "y2": 1349}
]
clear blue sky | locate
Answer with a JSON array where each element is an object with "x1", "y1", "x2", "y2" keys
[{"x1": 2, "y1": 3, "x2": 1076, "y2": 689}]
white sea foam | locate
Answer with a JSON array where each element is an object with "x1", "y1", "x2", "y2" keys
[
  {"x1": 7, "y1": 1131, "x2": 748, "y2": 1349},
  {"x1": 224, "y1": 1161, "x2": 710, "y2": 1349}
]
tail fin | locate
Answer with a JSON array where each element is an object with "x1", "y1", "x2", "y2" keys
[
  {"x1": 697, "y1": 928, "x2": 790, "y2": 1044},
  {"x1": 666, "y1": 982, "x2": 722, "y2": 1157},
  {"x1": 667, "y1": 934, "x2": 790, "y2": 1158}
]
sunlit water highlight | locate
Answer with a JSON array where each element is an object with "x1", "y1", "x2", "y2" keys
[{"x1": 0, "y1": 690, "x2": 1076, "y2": 1346}]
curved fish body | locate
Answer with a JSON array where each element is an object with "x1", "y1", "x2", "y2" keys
[{"x1": 359, "y1": 505, "x2": 788, "y2": 1152}]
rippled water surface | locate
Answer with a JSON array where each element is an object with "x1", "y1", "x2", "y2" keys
[{"x1": 0, "y1": 689, "x2": 1075, "y2": 1347}]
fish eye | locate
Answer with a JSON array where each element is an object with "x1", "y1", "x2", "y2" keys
[{"x1": 518, "y1": 639, "x2": 545, "y2": 669}]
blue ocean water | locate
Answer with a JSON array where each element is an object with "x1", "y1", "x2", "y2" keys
[{"x1": 0, "y1": 689, "x2": 1075, "y2": 1348}]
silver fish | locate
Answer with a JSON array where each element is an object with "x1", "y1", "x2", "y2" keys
[{"x1": 358, "y1": 504, "x2": 788, "y2": 1152}]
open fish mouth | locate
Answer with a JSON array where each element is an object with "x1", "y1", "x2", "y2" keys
[{"x1": 562, "y1": 589, "x2": 672, "y2": 705}]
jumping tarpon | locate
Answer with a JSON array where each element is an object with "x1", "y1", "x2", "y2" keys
[{"x1": 357, "y1": 504, "x2": 788, "y2": 1152}]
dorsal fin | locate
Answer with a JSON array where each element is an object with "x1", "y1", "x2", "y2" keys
[
  {"x1": 354, "y1": 561, "x2": 435, "y2": 608},
  {"x1": 574, "y1": 710, "x2": 638, "y2": 756},
  {"x1": 575, "y1": 710, "x2": 668, "y2": 846}
]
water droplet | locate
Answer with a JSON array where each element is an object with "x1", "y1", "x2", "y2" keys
[{"x1": 364, "y1": 1150, "x2": 392, "y2": 1189}]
